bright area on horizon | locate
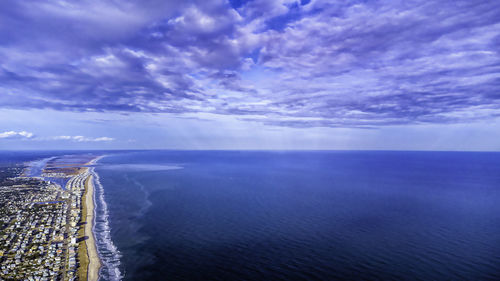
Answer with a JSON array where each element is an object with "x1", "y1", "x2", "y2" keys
[{"x1": 1, "y1": 0, "x2": 500, "y2": 151}]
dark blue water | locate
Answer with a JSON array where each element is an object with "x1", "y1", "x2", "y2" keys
[{"x1": 56, "y1": 151, "x2": 500, "y2": 279}]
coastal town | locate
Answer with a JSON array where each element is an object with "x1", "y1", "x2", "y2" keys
[{"x1": 0, "y1": 156, "x2": 100, "y2": 281}]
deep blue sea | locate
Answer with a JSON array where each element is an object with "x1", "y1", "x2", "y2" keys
[{"x1": 92, "y1": 151, "x2": 500, "y2": 280}]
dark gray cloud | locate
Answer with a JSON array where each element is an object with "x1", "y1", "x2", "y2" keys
[{"x1": 1, "y1": 0, "x2": 500, "y2": 127}]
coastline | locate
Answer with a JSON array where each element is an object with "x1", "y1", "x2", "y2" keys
[
  {"x1": 84, "y1": 173, "x2": 101, "y2": 281},
  {"x1": 75, "y1": 157, "x2": 103, "y2": 281},
  {"x1": 91, "y1": 157, "x2": 124, "y2": 281},
  {"x1": 7, "y1": 154, "x2": 110, "y2": 280},
  {"x1": 84, "y1": 156, "x2": 103, "y2": 281}
]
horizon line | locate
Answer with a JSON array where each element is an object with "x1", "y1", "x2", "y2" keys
[{"x1": 1, "y1": 149, "x2": 500, "y2": 153}]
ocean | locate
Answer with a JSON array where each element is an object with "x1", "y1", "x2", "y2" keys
[
  {"x1": 2, "y1": 150, "x2": 500, "y2": 280},
  {"x1": 93, "y1": 151, "x2": 500, "y2": 280}
]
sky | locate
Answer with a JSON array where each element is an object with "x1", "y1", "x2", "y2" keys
[{"x1": 1, "y1": 0, "x2": 500, "y2": 150}]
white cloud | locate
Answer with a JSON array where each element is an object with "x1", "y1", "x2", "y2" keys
[
  {"x1": 0, "y1": 130, "x2": 34, "y2": 139},
  {"x1": 0, "y1": 132, "x2": 114, "y2": 142},
  {"x1": 93, "y1": 137, "x2": 114, "y2": 141},
  {"x1": 50, "y1": 135, "x2": 115, "y2": 142},
  {"x1": 50, "y1": 136, "x2": 72, "y2": 140}
]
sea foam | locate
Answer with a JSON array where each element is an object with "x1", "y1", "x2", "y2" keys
[{"x1": 91, "y1": 162, "x2": 123, "y2": 281}]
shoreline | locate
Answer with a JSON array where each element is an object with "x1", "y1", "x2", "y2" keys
[
  {"x1": 84, "y1": 172, "x2": 101, "y2": 281},
  {"x1": 19, "y1": 154, "x2": 106, "y2": 280},
  {"x1": 84, "y1": 157, "x2": 102, "y2": 281},
  {"x1": 91, "y1": 158, "x2": 124, "y2": 281}
]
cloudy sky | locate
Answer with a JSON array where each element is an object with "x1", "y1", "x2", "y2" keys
[{"x1": 1, "y1": 0, "x2": 500, "y2": 150}]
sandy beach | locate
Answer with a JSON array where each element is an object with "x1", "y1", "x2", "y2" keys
[{"x1": 85, "y1": 173, "x2": 101, "y2": 281}]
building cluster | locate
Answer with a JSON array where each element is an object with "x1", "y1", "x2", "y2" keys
[
  {"x1": 41, "y1": 173, "x2": 70, "y2": 178},
  {"x1": 0, "y1": 165, "x2": 89, "y2": 281}
]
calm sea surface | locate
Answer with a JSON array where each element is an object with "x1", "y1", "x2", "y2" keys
[{"x1": 93, "y1": 151, "x2": 500, "y2": 280}]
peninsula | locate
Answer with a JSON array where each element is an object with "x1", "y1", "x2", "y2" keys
[{"x1": 0, "y1": 154, "x2": 102, "y2": 280}]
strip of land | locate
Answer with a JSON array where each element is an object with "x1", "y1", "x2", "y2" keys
[
  {"x1": 84, "y1": 174, "x2": 100, "y2": 281},
  {"x1": 77, "y1": 179, "x2": 89, "y2": 281},
  {"x1": 0, "y1": 154, "x2": 103, "y2": 280}
]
